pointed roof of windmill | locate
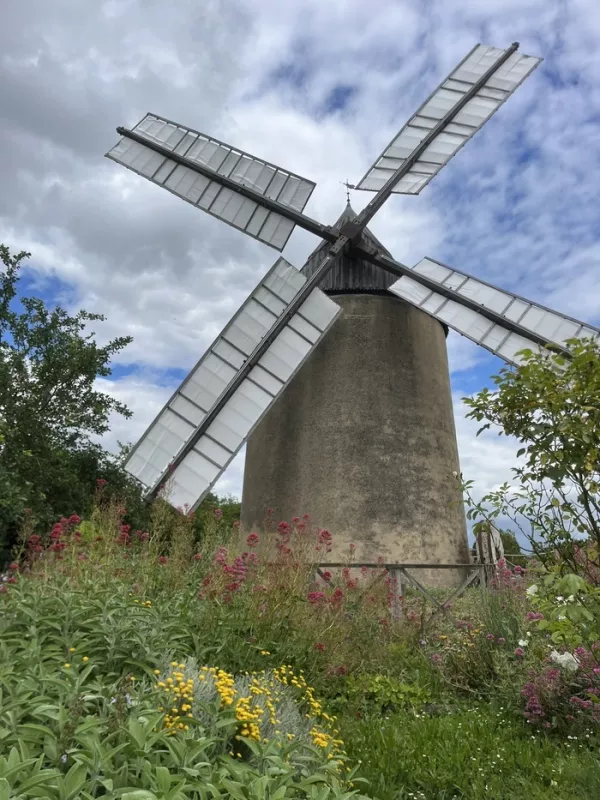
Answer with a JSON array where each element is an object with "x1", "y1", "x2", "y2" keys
[{"x1": 301, "y1": 202, "x2": 397, "y2": 293}]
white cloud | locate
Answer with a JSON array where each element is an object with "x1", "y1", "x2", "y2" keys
[{"x1": 2, "y1": 0, "x2": 600, "y2": 505}]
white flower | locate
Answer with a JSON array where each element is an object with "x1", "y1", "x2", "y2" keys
[
  {"x1": 558, "y1": 614, "x2": 566, "y2": 621},
  {"x1": 526, "y1": 585, "x2": 538, "y2": 596},
  {"x1": 555, "y1": 596, "x2": 564, "y2": 603},
  {"x1": 567, "y1": 595, "x2": 575, "y2": 602},
  {"x1": 518, "y1": 639, "x2": 529, "y2": 647},
  {"x1": 549, "y1": 650, "x2": 579, "y2": 672}
]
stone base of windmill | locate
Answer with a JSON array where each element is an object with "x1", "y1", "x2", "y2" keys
[{"x1": 241, "y1": 293, "x2": 470, "y2": 589}]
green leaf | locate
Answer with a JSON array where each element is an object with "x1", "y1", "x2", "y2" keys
[
  {"x1": 121, "y1": 792, "x2": 159, "y2": 800},
  {"x1": 156, "y1": 766, "x2": 172, "y2": 794},
  {"x1": 0, "y1": 779, "x2": 9, "y2": 800},
  {"x1": 128, "y1": 718, "x2": 146, "y2": 749}
]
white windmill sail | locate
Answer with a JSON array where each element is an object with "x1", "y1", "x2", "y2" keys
[
  {"x1": 125, "y1": 258, "x2": 341, "y2": 511},
  {"x1": 356, "y1": 44, "x2": 541, "y2": 195},
  {"x1": 389, "y1": 257, "x2": 599, "y2": 365},
  {"x1": 106, "y1": 114, "x2": 316, "y2": 251}
]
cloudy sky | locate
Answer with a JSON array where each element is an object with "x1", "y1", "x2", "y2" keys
[{"x1": 2, "y1": 0, "x2": 599, "y2": 509}]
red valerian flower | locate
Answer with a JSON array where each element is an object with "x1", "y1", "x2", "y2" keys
[
  {"x1": 28, "y1": 534, "x2": 41, "y2": 546},
  {"x1": 321, "y1": 570, "x2": 332, "y2": 582},
  {"x1": 307, "y1": 591, "x2": 327, "y2": 604},
  {"x1": 193, "y1": 553, "x2": 202, "y2": 561},
  {"x1": 302, "y1": 513, "x2": 310, "y2": 521},
  {"x1": 330, "y1": 587, "x2": 344, "y2": 604},
  {"x1": 515, "y1": 647, "x2": 525, "y2": 657},
  {"x1": 246, "y1": 532, "x2": 260, "y2": 548},
  {"x1": 314, "y1": 642, "x2": 326, "y2": 651},
  {"x1": 318, "y1": 529, "x2": 332, "y2": 544},
  {"x1": 8, "y1": 562, "x2": 19, "y2": 571},
  {"x1": 292, "y1": 516, "x2": 300, "y2": 523},
  {"x1": 215, "y1": 508, "x2": 223, "y2": 519},
  {"x1": 96, "y1": 478, "x2": 107, "y2": 488},
  {"x1": 6, "y1": 576, "x2": 17, "y2": 584},
  {"x1": 233, "y1": 520, "x2": 241, "y2": 528},
  {"x1": 69, "y1": 514, "x2": 81, "y2": 525},
  {"x1": 266, "y1": 507, "x2": 274, "y2": 515},
  {"x1": 158, "y1": 556, "x2": 168, "y2": 564},
  {"x1": 277, "y1": 521, "x2": 290, "y2": 535}
]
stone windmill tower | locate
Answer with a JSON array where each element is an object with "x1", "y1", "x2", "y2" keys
[
  {"x1": 106, "y1": 42, "x2": 600, "y2": 584},
  {"x1": 241, "y1": 202, "x2": 466, "y2": 570}
]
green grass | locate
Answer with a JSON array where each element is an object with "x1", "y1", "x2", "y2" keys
[{"x1": 342, "y1": 707, "x2": 600, "y2": 799}]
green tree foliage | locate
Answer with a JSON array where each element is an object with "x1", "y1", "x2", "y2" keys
[
  {"x1": 463, "y1": 338, "x2": 600, "y2": 574},
  {"x1": 0, "y1": 244, "x2": 140, "y2": 555}
]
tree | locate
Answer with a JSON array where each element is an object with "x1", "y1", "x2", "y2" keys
[
  {"x1": 0, "y1": 244, "x2": 137, "y2": 554},
  {"x1": 462, "y1": 338, "x2": 600, "y2": 576}
]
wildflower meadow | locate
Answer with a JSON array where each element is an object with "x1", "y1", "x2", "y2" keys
[{"x1": 1, "y1": 491, "x2": 600, "y2": 799}]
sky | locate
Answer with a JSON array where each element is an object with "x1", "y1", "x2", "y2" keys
[{"x1": 1, "y1": 0, "x2": 599, "y2": 516}]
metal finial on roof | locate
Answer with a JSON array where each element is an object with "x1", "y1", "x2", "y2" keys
[{"x1": 342, "y1": 179, "x2": 355, "y2": 205}]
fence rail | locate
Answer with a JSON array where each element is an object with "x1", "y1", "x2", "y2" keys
[{"x1": 314, "y1": 561, "x2": 499, "y2": 631}]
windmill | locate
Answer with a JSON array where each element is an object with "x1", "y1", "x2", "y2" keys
[{"x1": 107, "y1": 43, "x2": 599, "y2": 586}]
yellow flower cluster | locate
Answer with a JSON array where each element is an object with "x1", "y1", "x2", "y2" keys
[
  {"x1": 235, "y1": 693, "x2": 263, "y2": 740},
  {"x1": 157, "y1": 661, "x2": 194, "y2": 733},
  {"x1": 132, "y1": 599, "x2": 152, "y2": 608},
  {"x1": 154, "y1": 660, "x2": 346, "y2": 763},
  {"x1": 213, "y1": 667, "x2": 235, "y2": 706}
]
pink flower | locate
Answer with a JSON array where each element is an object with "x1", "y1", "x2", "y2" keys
[
  {"x1": 266, "y1": 508, "x2": 274, "y2": 515},
  {"x1": 277, "y1": 521, "x2": 290, "y2": 535},
  {"x1": 314, "y1": 642, "x2": 326, "y2": 651},
  {"x1": 193, "y1": 553, "x2": 202, "y2": 561},
  {"x1": 292, "y1": 516, "x2": 300, "y2": 523},
  {"x1": 246, "y1": 533, "x2": 260, "y2": 548},
  {"x1": 307, "y1": 591, "x2": 326, "y2": 604},
  {"x1": 233, "y1": 520, "x2": 241, "y2": 528},
  {"x1": 302, "y1": 513, "x2": 310, "y2": 521},
  {"x1": 158, "y1": 556, "x2": 168, "y2": 565},
  {"x1": 487, "y1": 633, "x2": 495, "y2": 641},
  {"x1": 8, "y1": 562, "x2": 19, "y2": 571},
  {"x1": 322, "y1": 570, "x2": 332, "y2": 582},
  {"x1": 498, "y1": 637, "x2": 506, "y2": 644},
  {"x1": 515, "y1": 647, "x2": 525, "y2": 657},
  {"x1": 215, "y1": 508, "x2": 223, "y2": 520},
  {"x1": 349, "y1": 543, "x2": 356, "y2": 552},
  {"x1": 69, "y1": 514, "x2": 81, "y2": 525},
  {"x1": 318, "y1": 529, "x2": 332, "y2": 544},
  {"x1": 28, "y1": 534, "x2": 41, "y2": 546},
  {"x1": 96, "y1": 478, "x2": 107, "y2": 488},
  {"x1": 330, "y1": 587, "x2": 344, "y2": 605},
  {"x1": 0, "y1": 586, "x2": 7, "y2": 594}
]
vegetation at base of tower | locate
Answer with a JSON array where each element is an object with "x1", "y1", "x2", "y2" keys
[{"x1": 2, "y1": 500, "x2": 600, "y2": 799}]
